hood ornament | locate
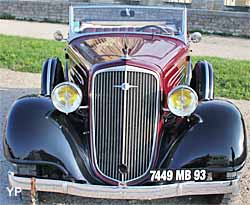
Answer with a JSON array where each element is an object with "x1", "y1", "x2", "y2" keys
[
  {"x1": 113, "y1": 83, "x2": 138, "y2": 91},
  {"x1": 121, "y1": 43, "x2": 132, "y2": 60}
]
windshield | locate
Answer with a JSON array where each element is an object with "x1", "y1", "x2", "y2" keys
[{"x1": 69, "y1": 5, "x2": 186, "y2": 41}]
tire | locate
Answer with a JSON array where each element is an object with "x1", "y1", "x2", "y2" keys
[
  {"x1": 190, "y1": 60, "x2": 214, "y2": 100},
  {"x1": 13, "y1": 164, "x2": 40, "y2": 204},
  {"x1": 41, "y1": 57, "x2": 64, "y2": 96}
]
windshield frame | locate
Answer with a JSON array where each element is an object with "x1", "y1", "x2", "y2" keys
[{"x1": 68, "y1": 5, "x2": 187, "y2": 43}]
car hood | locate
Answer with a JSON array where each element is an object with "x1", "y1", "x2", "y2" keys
[{"x1": 69, "y1": 34, "x2": 187, "y2": 70}]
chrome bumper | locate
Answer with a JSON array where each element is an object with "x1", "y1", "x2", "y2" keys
[{"x1": 8, "y1": 171, "x2": 239, "y2": 200}]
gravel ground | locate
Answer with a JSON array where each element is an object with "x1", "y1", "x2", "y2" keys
[
  {"x1": 0, "y1": 68, "x2": 249, "y2": 205},
  {"x1": 0, "y1": 20, "x2": 68, "y2": 41},
  {"x1": 0, "y1": 20, "x2": 250, "y2": 60},
  {"x1": 190, "y1": 35, "x2": 250, "y2": 60}
]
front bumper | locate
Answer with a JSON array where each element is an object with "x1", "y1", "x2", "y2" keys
[{"x1": 8, "y1": 171, "x2": 239, "y2": 200}]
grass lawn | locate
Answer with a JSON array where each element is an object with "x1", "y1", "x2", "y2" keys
[
  {"x1": 0, "y1": 35, "x2": 249, "y2": 100},
  {"x1": 192, "y1": 56, "x2": 250, "y2": 100},
  {"x1": 0, "y1": 35, "x2": 66, "y2": 73}
]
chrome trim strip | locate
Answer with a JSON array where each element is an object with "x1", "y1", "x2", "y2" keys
[
  {"x1": 121, "y1": 67, "x2": 128, "y2": 182},
  {"x1": 69, "y1": 6, "x2": 74, "y2": 37},
  {"x1": 91, "y1": 66, "x2": 160, "y2": 183},
  {"x1": 8, "y1": 171, "x2": 240, "y2": 200},
  {"x1": 46, "y1": 58, "x2": 53, "y2": 96},
  {"x1": 67, "y1": 45, "x2": 92, "y2": 71},
  {"x1": 71, "y1": 5, "x2": 186, "y2": 10},
  {"x1": 182, "y1": 7, "x2": 188, "y2": 44},
  {"x1": 186, "y1": 58, "x2": 192, "y2": 85},
  {"x1": 79, "y1": 106, "x2": 88, "y2": 109},
  {"x1": 168, "y1": 65, "x2": 185, "y2": 87},
  {"x1": 210, "y1": 78, "x2": 214, "y2": 99},
  {"x1": 71, "y1": 66, "x2": 84, "y2": 85},
  {"x1": 209, "y1": 64, "x2": 214, "y2": 99},
  {"x1": 68, "y1": 32, "x2": 185, "y2": 44},
  {"x1": 204, "y1": 61, "x2": 210, "y2": 100},
  {"x1": 162, "y1": 107, "x2": 169, "y2": 112}
]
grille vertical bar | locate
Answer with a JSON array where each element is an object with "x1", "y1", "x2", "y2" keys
[{"x1": 92, "y1": 66, "x2": 159, "y2": 182}]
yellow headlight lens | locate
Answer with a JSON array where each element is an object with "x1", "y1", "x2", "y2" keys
[
  {"x1": 168, "y1": 85, "x2": 198, "y2": 117},
  {"x1": 51, "y1": 82, "x2": 82, "y2": 114},
  {"x1": 57, "y1": 85, "x2": 79, "y2": 106}
]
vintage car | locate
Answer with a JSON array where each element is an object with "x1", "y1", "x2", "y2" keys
[{"x1": 3, "y1": 5, "x2": 247, "y2": 204}]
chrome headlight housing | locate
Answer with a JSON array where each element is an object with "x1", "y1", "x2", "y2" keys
[
  {"x1": 167, "y1": 85, "x2": 198, "y2": 117},
  {"x1": 51, "y1": 82, "x2": 82, "y2": 114}
]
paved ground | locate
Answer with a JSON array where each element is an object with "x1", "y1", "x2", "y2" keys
[
  {"x1": 0, "y1": 20, "x2": 250, "y2": 60},
  {"x1": 0, "y1": 20, "x2": 68, "y2": 41},
  {"x1": 0, "y1": 68, "x2": 249, "y2": 205},
  {"x1": 190, "y1": 35, "x2": 250, "y2": 60}
]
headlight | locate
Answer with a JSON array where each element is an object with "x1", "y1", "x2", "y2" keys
[
  {"x1": 167, "y1": 85, "x2": 198, "y2": 117},
  {"x1": 51, "y1": 82, "x2": 82, "y2": 114}
]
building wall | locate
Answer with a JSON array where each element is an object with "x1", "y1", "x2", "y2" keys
[
  {"x1": 188, "y1": 9, "x2": 250, "y2": 37},
  {"x1": 0, "y1": 0, "x2": 249, "y2": 37}
]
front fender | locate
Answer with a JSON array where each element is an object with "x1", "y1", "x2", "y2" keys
[
  {"x1": 3, "y1": 96, "x2": 99, "y2": 183},
  {"x1": 160, "y1": 100, "x2": 247, "y2": 172}
]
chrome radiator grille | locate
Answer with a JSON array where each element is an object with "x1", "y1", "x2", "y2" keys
[{"x1": 91, "y1": 66, "x2": 159, "y2": 182}]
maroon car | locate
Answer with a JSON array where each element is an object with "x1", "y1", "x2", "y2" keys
[{"x1": 4, "y1": 5, "x2": 246, "y2": 204}]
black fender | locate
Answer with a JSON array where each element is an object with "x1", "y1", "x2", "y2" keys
[
  {"x1": 3, "y1": 96, "x2": 101, "y2": 184},
  {"x1": 191, "y1": 60, "x2": 214, "y2": 100},
  {"x1": 41, "y1": 57, "x2": 64, "y2": 96},
  {"x1": 160, "y1": 100, "x2": 247, "y2": 172}
]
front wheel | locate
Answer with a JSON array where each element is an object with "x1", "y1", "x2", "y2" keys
[
  {"x1": 190, "y1": 60, "x2": 214, "y2": 100},
  {"x1": 41, "y1": 57, "x2": 64, "y2": 96}
]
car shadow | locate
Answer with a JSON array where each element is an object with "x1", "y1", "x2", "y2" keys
[{"x1": 39, "y1": 192, "x2": 218, "y2": 205}]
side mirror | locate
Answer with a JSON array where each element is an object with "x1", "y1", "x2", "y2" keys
[
  {"x1": 54, "y1": 30, "x2": 64, "y2": 41},
  {"x1": 190, "y1": 32, "x2": 202, "y2": 43}
]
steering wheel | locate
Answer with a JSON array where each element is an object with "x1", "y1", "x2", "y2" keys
[{"x1": 136, "y1": 25, "x2": 174, "y2": 35}]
